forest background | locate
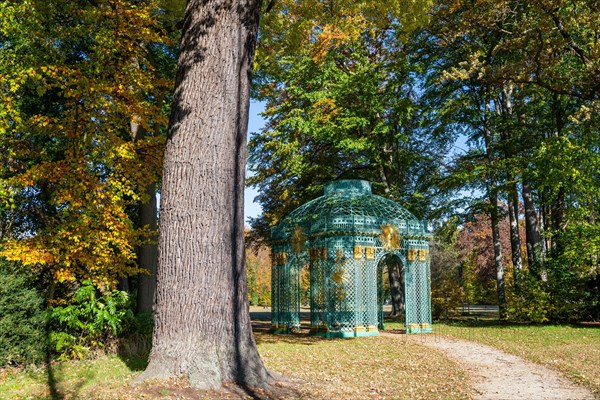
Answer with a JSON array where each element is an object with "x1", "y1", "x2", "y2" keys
[{"x1": 0, "y1": 0, "x2": 598, "y2": 367}]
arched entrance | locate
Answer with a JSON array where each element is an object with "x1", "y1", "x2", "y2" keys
[{"x1": 377, "y1": 254, "x2": 405, "y2": 327}]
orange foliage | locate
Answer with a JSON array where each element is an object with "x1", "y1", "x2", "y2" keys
[
  {"x1": 0, "y1": 0, "x2": 172, "y2": 286},
  {"x1": 246, "y1": 243, "x2": 272, "y2": 306}
]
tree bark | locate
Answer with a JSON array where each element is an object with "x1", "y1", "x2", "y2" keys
[
  {"x1": 498, "y1": 84, "x2": 523, "y2": 281},
  {"x1": 130, "y1": 114, "x2": 158, "y2": 314},
  {"x1": 521, "y1": 179, "x2": 537, "y2": 267},
  {"x1": 521, "y1": 178, "x2": 546, "y2": 280},
  {"x1": 550, "y1": 93, "x2": 566, "y2": 255},
  {"x1": 507, "y1": 182, "x2": 523, "y2": 276},
  {"x1": 128, "y1": 56, "x2": 159, "y2": 314},
  {"x1": 137, "y1": 0, "x2": 272, "y2": 389},
  {"x1": 489, "y1": 188, "x2": 507, "y2": 319},
  {"x1": 387, "y1": 258, "x2": 404, "y2": 318}
]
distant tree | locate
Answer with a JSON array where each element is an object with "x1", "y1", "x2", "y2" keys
[
  {"x1": 246, "y1": 241, "x2": 271, "y2": 307},
  {"x1": 456, "y1": 212, "x2": 514, "y2": 304},
  {"x1": 249, "y1": 1, "x2": 444, "y2": 241},
  {"x1": 429, "y1": 240, "x2": 462, "y2": 319}
]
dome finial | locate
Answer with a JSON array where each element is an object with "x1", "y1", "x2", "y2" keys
[{"x1": 324, "y1": 180, "x2": 371, "y2": 195}]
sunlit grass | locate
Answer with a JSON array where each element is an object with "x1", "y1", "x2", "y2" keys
[
  {"x1": 2, "y1": 321, "x2": 597, "y2": 399},
  {"x1": 257, "y1": 332, "x2": 472, "y2": 399},
  {"x1": 0, "y1": 332, "x2": 472, "y2": 399},
  {"x1": 0, "y1": 356, "x2": 138, "y2": 399}
]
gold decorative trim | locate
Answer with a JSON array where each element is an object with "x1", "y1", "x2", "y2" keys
[
  {"x1": 272, "y1": 252, "x2": 287, "y2": 265},
  {"x1": 270, "y1": 232, "x2": 430, "y2": 244},
  {"x1": 353, "y1": 246, "x2": 364, "y2": 259},
  {"x1": 379, "y1": 224, "x2": 401, "y2": 250},
  {"x1": 418, "y1": 249, "x2": 428, "y2": 261},
  {"x1": 407, "y1": 249, "x2": 416, "y2": 261},
  {"x1": 332, "y1": 267, "x2": 345, "y2": 284},
  {"x1": 320, "y1": 247, "x2": 328, "y2": 260},
  {"x1": 365, "y1": 247, "x2": 375, "y2": 260}
]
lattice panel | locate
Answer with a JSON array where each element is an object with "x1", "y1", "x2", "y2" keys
[
  {"x1": 271, "y1": 243, "x2": 303, "y2": 332},
  {"x1": 405, "y1": 243, "x2": 432, "y2": 333}
]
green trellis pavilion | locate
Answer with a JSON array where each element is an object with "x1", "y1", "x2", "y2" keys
[{"x1": 270, "y1": 180, "x2": 433, "y2": 337}]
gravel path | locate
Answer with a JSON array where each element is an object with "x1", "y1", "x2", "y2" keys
[{"x1": 398, "y1": 333, "x2": 595, "y2": 400}]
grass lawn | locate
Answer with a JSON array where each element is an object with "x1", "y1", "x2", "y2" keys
[
  {"x1": 0, "y1": 356, "x2": 140, "y2": 399},
  {"x1": 0, "y1": 331, "x2": 472, "y2": 400},
  {"x1": 5, "y1": 320, "x2": 596, "y2": 399},
  {"x1": 256, "y1": 332, "x2": 471, "y2": 399},
  {"x1": 389, "y1": 320, "x2": 600, "y2": 399}
]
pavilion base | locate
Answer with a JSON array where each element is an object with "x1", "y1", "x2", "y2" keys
[
  {"x1": 311, "y1": 330, "x2": 380, "y2": 338},
  {"x1": 406, "y1": 322, "x2": 433, "y2": 334},
  {"x1": 309, "y1": 325, "x2": 380, "y2": 338}
]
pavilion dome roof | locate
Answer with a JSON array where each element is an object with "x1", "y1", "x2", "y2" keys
[{"x1": 271, "y1": 180, "x2": 427, "y2": 240}]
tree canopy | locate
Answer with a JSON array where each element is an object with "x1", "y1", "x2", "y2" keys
[{"x1": 0, "y1": 0, "x2": 175, "y2": 286}]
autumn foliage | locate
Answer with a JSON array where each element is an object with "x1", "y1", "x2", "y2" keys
[{"x1": 0, "y1": 0, "x2": 173, "y2": 286}]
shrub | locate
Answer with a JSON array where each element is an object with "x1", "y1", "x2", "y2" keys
[
  {"x1": 508, "y1": 263, "x2": 598, "y2": 323},
  {"x1": 48, "y1": 280, "x2": 134, "y2": 359},
  {"x1": 0, "y1": 260, "x2": 47, "y2": 366},
  {"x1": 508, "y1": 273, "x2": 551, "y2": 323}
]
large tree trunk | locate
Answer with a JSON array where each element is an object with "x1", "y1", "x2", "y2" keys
[
  {"x1": 137, "y1": 0, "x2": 272, "y2": 389},
  {"x1": 387, "y1": 258, "x2": 405, "y2": 318}
]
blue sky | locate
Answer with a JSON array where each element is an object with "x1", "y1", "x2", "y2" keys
[{"x1": 244, "y1": 101, "x2": 266, "y2": 223}]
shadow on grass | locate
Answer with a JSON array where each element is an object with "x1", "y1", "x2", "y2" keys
[
  {"x1": 45, "y1": 347, "x2": 61, "y2": 400},
  {"x1": 44, "y1": 331, "x2": 90, "y2": 400},
  {"x1": 253, "y1": 329, "x2": 345, "y2": 346},
  {"x1": 117, "y1": 333, "x2": 151, "y2": 371},
  {"x1": 44, "y1": 362, "x2": 92, "y2": 400}
]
